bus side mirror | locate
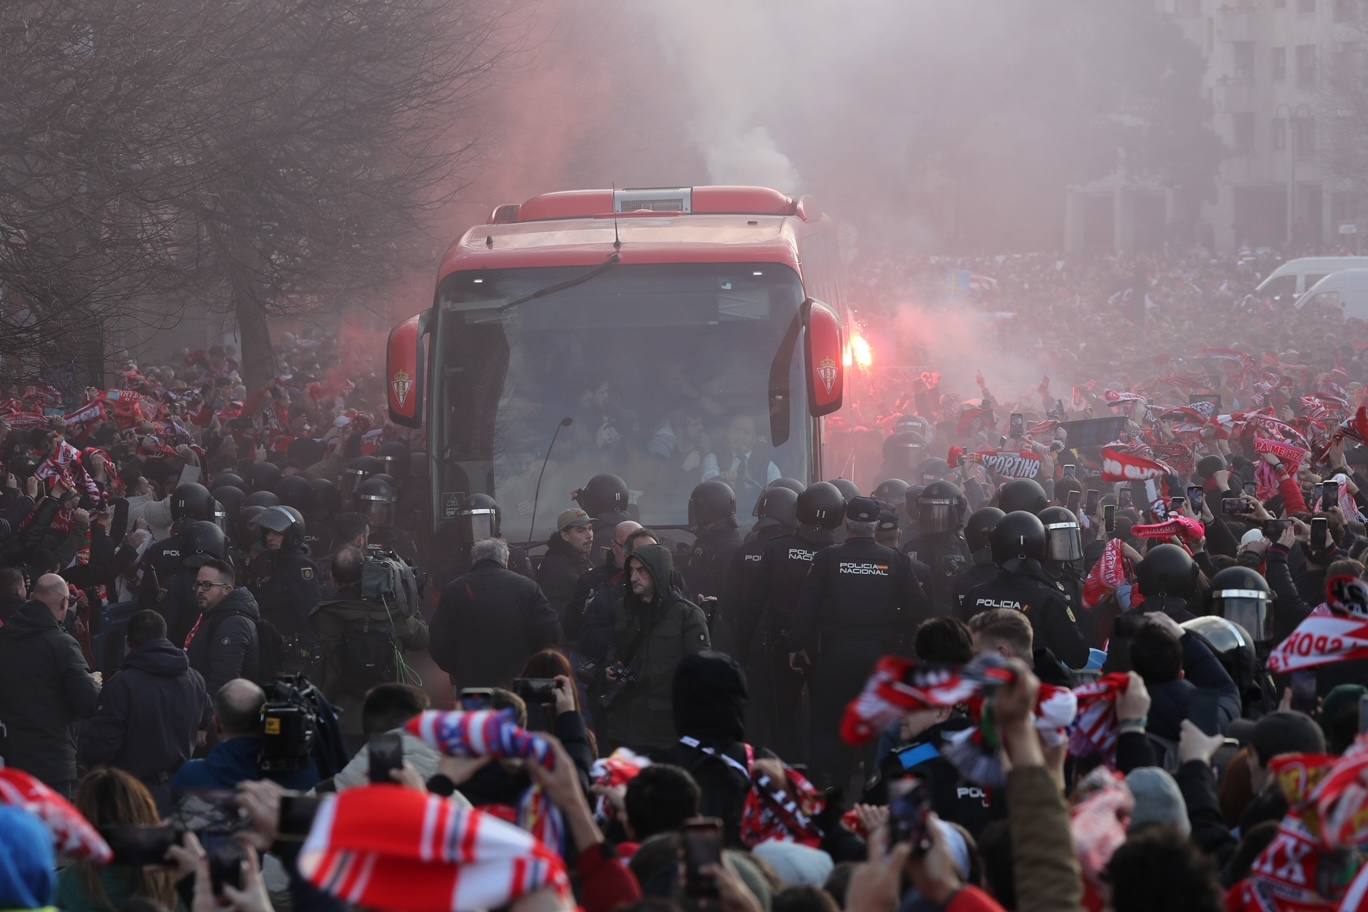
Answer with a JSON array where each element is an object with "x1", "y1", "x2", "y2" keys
[
  {"x1": 387, "y1": 313, "x2": 428, "y2": 428},
  {"x1": 804, "y1": 300, "x2": 843, "y2": 416}
]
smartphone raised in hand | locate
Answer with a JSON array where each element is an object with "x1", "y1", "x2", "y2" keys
[
  {"x1": 1085, "y1": 489, "x2": 1101, "y2": 515},
  {"x1": 367, "y1": 732, "x2": 403, "y2": 785},
  {"x1": 458, "y1": 687, "x2": 495, "y2": 711},
  {"x1": 682, "y1": 818, "x2": 723, "y2": 898},
  {"x1": 1323, "y1": 480, "x2": 1341, "y2": 513},
  {"x1": 1312, "y1": 516, "x2": 1330, "y2": 552},
  {"x1": 101, "y1": 824, "x2": 184, "y2": 867},
  {"x1": 1066, "y1": 489, "x2": 1083, "y2": 513},
  {"x1": 1187, "y1": 485, "x2": 1205, "y2": 513},
  {"x1": 1221, "y1": 495, "x2": 1248, "y2": 516},
  {"x1": 1103, "y1": 504, "x2": 1117, "y2": 534},
  {"x1": 1009, "y1": 413, "x2": 1024, "y2": 438}
]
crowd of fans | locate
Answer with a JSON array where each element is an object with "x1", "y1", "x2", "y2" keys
[{"x1": 1, "y1": 247, "x2": 1368, "y2": 912}]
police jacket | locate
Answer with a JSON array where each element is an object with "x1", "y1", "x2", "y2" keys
[
  {"x1": 904, "y1": 532, "x2": 972, "y2": 616},
  {"x1": 430, "y1": 559, "x2": 561, "y2": 691},
  {"x1": 793, "y1": 536, "x2": 926, "y2": 658},
  {"x1": 684, "y1": 521, "x2": 743, "y2": 603},
  {"x1": 0, "y1": 601, "x2": 100, "y2": 789},
  {"x1": 745, "y1": 527, "x2": 838, "y2": 653},
  {"x1": 964, "y1": 563, "x2": 1090, "y2": 669},
  {"x1": 245, "y1": 546, "x2": 321, "y2": 637},
  {"x1": 720, "y1": 521, "x2": 790, "y2": 660},
  {"x1": 952, "y1": 550, "x2": 999, "y2": 616}
]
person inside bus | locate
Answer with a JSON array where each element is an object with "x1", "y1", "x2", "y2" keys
[{"x1": 701, "y1": 414, "x2": 780, "y2": 504}]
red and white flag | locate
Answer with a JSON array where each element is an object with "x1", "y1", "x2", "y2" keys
[{"x1": 1100, "y1": 446, "x2": 1175, "y2": 483}]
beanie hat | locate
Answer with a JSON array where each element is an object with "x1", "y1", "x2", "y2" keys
[
  {"x1": 1251, "y1": 711, "x2": 1327, "y2": 765},
  {"x1": 751, "y1": 839, "x2": 834, "y2": 887},
  {"x1": 1125, "y1": 768, "x2": 1190, "y2": 837},
  {"x1": 0, "y1": 806, "x2": 56, "y2": 909}
]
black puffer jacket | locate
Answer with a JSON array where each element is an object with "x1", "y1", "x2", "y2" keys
[
  {"x1": 0, "y1": 601, "x2": 100, "y2": 789},
  {"x1": 79, "y1": 637, "x2": 210, "y2": 783},
  {"x1": 186, "y1": 587, "x2": 261, "y2": 695},
  {"x1": 536, "y1": 534, "x2": 592, "y2": 617}
]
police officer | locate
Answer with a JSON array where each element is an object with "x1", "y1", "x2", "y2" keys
[
  {"x1": 244, "y1": 506, "x2": 322, "y2": 676},
  {"x1": 355, "y1": 475, "x2": 418, "y2": 563},
  {"x1": 142, "y1": 520, "x2": 230, "y2": 647},
  {"x1": 953, "y1": 506, "x2": 1004, "y2": 612},
  {"x1": 744, "y1": 481, "x2": 846, "y2": 761},
  {"x1": 340, "y1": 456, "x2": 383, "y2": 504},
  {"x1": 683, "y1": 481, "x2": 742, "y2": 627},
  {"x1": 963, "y1": 511, "x2": 1089, "y2": 671},
  {"x1": 246, "y1": 461, "x2": 281, "y2": 494},
  {"x1": 879, "y1": 433, "x2": 925, "y2": 483},
  {"x1": 1038, "y1": 505, "x2": 1087, "y2": 641},
  {"x1": 904, "y1": 480, "x2": 972, "y2": 616},
  {"x1": 997, "y1": 478, "x2": 1049, "y2": 515},
  {"x1": 574, "y1": 474, "x2": 632, "y2": 566},
  {"x1": 1134, "y1": 543, "x2": 1200, "y2": 623},
  {"x1": 277, "y1": 475, "x2": 331, "y2": 558},
  {"x1": 793, "y1": 496, "x2": 927, "y2": 788},
  {"x1": 142, "y1": 484, "x2": 218, "y2": 630},
  {"x1": 721, "y1": 485, "x2": 798, "y2": 656}
]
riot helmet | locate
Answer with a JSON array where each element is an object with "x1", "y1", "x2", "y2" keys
[
  {"x1": 576, "y1": 474, "x2": 630, "y2": 517},
  {"x1": 246, "y1": 461, "x2": 281, "y2": 493},
  {"x1": 688, "y1": 480, "x2": 736, "y2": 532},
  {"x1": 917, "y1": 480, "x2": 968, "y2": 534},
  {"x1": 753, "y1": 486, "x2": 799, "y2": 529},
  {"x1": 171, "y1": 483, "x2": 215, "y2": 524},
  {"x1": 998, "y1": 478, "x2": 1049, "y2": 515},
  {"x1": 1038, "y1": 506, "x2": 1084, "y2": 563},
  {"x1": 212, "y1": 485, "x2": 246, "y2": 536},
  {"x1": 243, "y1": 490, "x2": 280, "y2": 509},
  {"x1": 917, "y1": 457, "x2": 951, "y2": 485},
  {"x1": 990, "y1": 511, "x2": 1047, "y2": 567},
  {"x1": 377, "y1": 441, "x2": 410, "y2": 484},
  {"x1": 797, "y1": 481, "x2": 846, "y2": 530},
  {"x1": 871, "y1": 478, "x2": 911, "y2": 506},
  {"x1": 964, "y1": 507, "x2": 1005, "y2": 553},
  {"x1": 769, "y1": 477, "x2": 806, "y2": 496},
  {"x1": 340, "y1": 456, "x2": 383, "y2": 501},
  {"x1": 828, "y1": 478, "x2": 861, "y2": 502},
  {"x1": 276, "y1": 475, "x2": 313, "y2": 513},
  {"x1": 179, "y1": 520, "x2": 227, "y2": 569},
  {"x1": 1207, "y1": 565, "x2": 1273, "y2": 642},
  {"x1": 213, "y1": 471, "x2": 246, "y2": 491},
  {"x1": 1135, "y1": 544, "x2": 1198, "y2": 601},
  {"x1": 257, "y1": 505, "x2": 305, "y2": 550},
  {"x1": 307, "y1": 477, "x2": 339, "y2": 520},
  {"x1": 1181, "y1": 615, "x2": 1257, "y2": 694},
  {"x1": 355, "y1": 475, "x2": 398, "y2": 529},
  {"x1": 239, "y1": 505, "x2": 265, "y2": 545},
  {"x1": 467, "y1": 493, "x2": 502, "y2": 538},
  {"x1": 882, "y1": 433, "x2": 925, "y2": 475}
]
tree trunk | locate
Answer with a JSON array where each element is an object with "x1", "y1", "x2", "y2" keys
[{"x1": 232, "y1": 279, "x2": 277, "y2": 395}]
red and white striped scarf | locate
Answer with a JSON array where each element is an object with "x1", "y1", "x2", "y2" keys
[
  {"x1": 675, "y1": 738, "x2": 826, "y2": 847},
  {"x1": 0, "y1": 768, "x2": 110, "y2": 862},
  {"x1": 406, "y1": 710, "x2": 565, "y2": 852},
  {"x1": 1067, "y1": 674, "x2": 1133, "y2": 765},
  {"x1": 298, "y1": 786, "x2": 572, "y2": 912},
  {"x1": 940, "y1": 684, "x2": 1078, "y2": 786},
  {"x1": 840, "y1": 655, "x2": 1012, "y2": 747}
]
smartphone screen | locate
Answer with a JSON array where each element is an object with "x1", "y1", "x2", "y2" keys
[
  {"x1": 1222, "y1": 496, "x2": 1247, "y2": 515},
  {"x1": 368, "y1": 732, "x2": 403, "y2": 785},
  {"x1": 1312, "y1": 517, "x2": 1329, "y2": 551},
  {"x1": 887, "y1": 779, "x2": 932, "y2": 854},
  {"x1": 278, "y1": 795, "x2": 321, "y2": 841},
  {"x1": 458, "y1": 688, "x2": 494, "y2": 711},
  {"x1": 1244, "y1": 481, "x2": 1258, "y2": 497},
  {"x1": 1323, "y1": 481, "x2": 1341, "y2": 512},
  {"x1": 101, "y1": 824, "x2": 182, "y2": 867},
  {"x1": 1103, "y1": 504, "x2": 1116, "y2": 534},
  {"x1": 682, "y1": 819, "x2": 723, "y2": 897},
  {"x1": 1169, "y1": 497, "x2": 1186, "y2": 516},
  {"x1": 1066, "y1": 489, "x2": 1082, "y2": 512},
  {"x1": 1009, "y1": 413, "x2": 1024, "y2": 438},
  {"x1": 1118, "y1": 487, "x2": 1133, "y2": 509},
  {"x1": 1085, "y1": 489, "x2": 1101, "y2": 515},
  {"x1": 1063, "y1": 464, "x2": 1077, "y2": 479},
  {"x1": 202, "y1": 833, "x2": 243, "y2": 896},
  {"x1": 1187, "y1": 485, "x2": 1204, "y2": 512}
]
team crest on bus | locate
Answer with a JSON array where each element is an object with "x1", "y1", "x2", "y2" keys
[
  {"x1": 817, "y1": 357, "x2": 837, "y2": 395},
  {"x1": 391, "y1": 371, "x2": 412, "y2": 407}
]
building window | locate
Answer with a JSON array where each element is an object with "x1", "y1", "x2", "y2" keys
[
  {"x1": 1300, "y1": 0, "x2": 1317, "y2": 15},
  {"x1": 1297, "y1": 44, "x2": 1319, "y2": 87},
  {"x1": 1233, "y1": 41, "x2": 1255, "y2": 80},
  {"x1": 1233, "y1": 112, "x2": 1256, "y2": 153},
  {"x1": 1334, "y1": 0, "x2": 1355, "y2": 21},
  {"x1": 1294, "y1": 115, "x2": 1316, "y2": 159},
  {"x1": 1272, "y1": 46, "x2": 1287, "y2": 81},
  {"x1": 1273, "y1": 116, "x2": 1288, "y2": 151}
]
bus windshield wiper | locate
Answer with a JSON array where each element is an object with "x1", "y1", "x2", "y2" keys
[{"x1": 495, "y1": 253, "x2": 621, "y2": 312}]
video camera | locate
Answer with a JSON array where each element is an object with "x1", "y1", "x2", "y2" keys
[{"x1": 259, "y1": 674, "x2": 323, "y2": 773}]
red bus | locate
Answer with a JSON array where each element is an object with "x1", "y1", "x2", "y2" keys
[{"x1": 386, "y1": 185, "x2": 848, "y2": 553}]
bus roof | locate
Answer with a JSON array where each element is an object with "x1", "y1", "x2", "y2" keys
[{"x1": 437, "y1": 186, "x2": 814, "y2": 280}]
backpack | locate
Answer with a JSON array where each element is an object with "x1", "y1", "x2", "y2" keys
[
  {"x1": 362, "y1": 549, "x2": 419, "y2": 617},
  {"x1": 206, "y1": 610, "x2": 286, "y2": 685},
  {"x1": 337, "y1": 613, "x2": 399, "y2": 695}
]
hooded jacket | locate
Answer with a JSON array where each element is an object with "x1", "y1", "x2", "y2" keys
[
  {"x1": 78, "y1": 637, "x2": 210, "y2": 784},
  {"x1": 603, "y1": 544, "x2": 710, "y2": 752},
  {"x1": 185, "y1": 586, "x2": 261, "y2": 695},
  {"x1": 0, "y1": 600, "x2": 100, "y2": 789},
  {"x1": 536, "y1": 532, "x2": 592, "y2": 618}
]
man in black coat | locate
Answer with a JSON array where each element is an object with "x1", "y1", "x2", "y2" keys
[
  {"x1": 535, "y1": 509, "x2": 594, "y2": 620},
  {"x1": 79, "y1": 610, "x2": 210, "y2": 809},
  {"x1": 185, "y1": 559, "x2": 261, "y2": 694},
  {"x1": 1129, "y1": 612, "x2": 1240, "y2": 746},
  {"x1": 0, "y1": 573, "x2": 102, "y2": 795},
  {"x1": 431, "y1": 538, "x2": 561, "y2": 691}
]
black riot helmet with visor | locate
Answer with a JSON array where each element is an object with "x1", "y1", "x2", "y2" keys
[
  {"x1": 340, "y1": 456, "x2": 383, "y2": 502},
  {"x1": 964, "y1": 506, "x2": 1005, "y2": 553},
  {"x1": 916, "y1": 480, "x2": 967, "y2": 534},
  {"x1": 1038, "y1": 506, "x2": 1084, "y2": 563},
  {"x1": 355, "y1": 475, "x2": 399, "y2": 529},
  {"x1": 753, "y1": 485, "x2": 799, "y2": 530},
  {"x1": 258, "y1": 505, "x2": 306, "y2": 550},
  {"x1": 871, "y1": 478, "x2": 911, "y2": 507},
  {"x1": 797, "y1": 482, "x2": 847, "y2": 530},
  {"x1": 1209, "y1": 565, "x2": 1274, "y2": 642}
]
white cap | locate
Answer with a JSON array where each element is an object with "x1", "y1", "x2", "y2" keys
[{"x1": 1239, "y1": 528, "x2": 1265, "y2": 549}]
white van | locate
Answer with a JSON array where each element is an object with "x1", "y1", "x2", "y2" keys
[
  {"x1": 1295, "y1": 269, "x2": 1368, "y2": 320},
  {"x1": 1255, "y1": 257, "x2": 1368, "y2": 300}
]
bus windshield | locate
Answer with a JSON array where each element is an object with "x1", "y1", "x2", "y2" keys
[{"x1": 434, "y1": 262, "x2": 809, "y2": 541}]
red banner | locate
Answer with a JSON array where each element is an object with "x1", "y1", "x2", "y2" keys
[
  {"x1": 1265, "y1": 614, "x2": 1368, "y2": 674},
  {"x1": 1254, "y1": 436, "x2": 1310, "y2": 471}
]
